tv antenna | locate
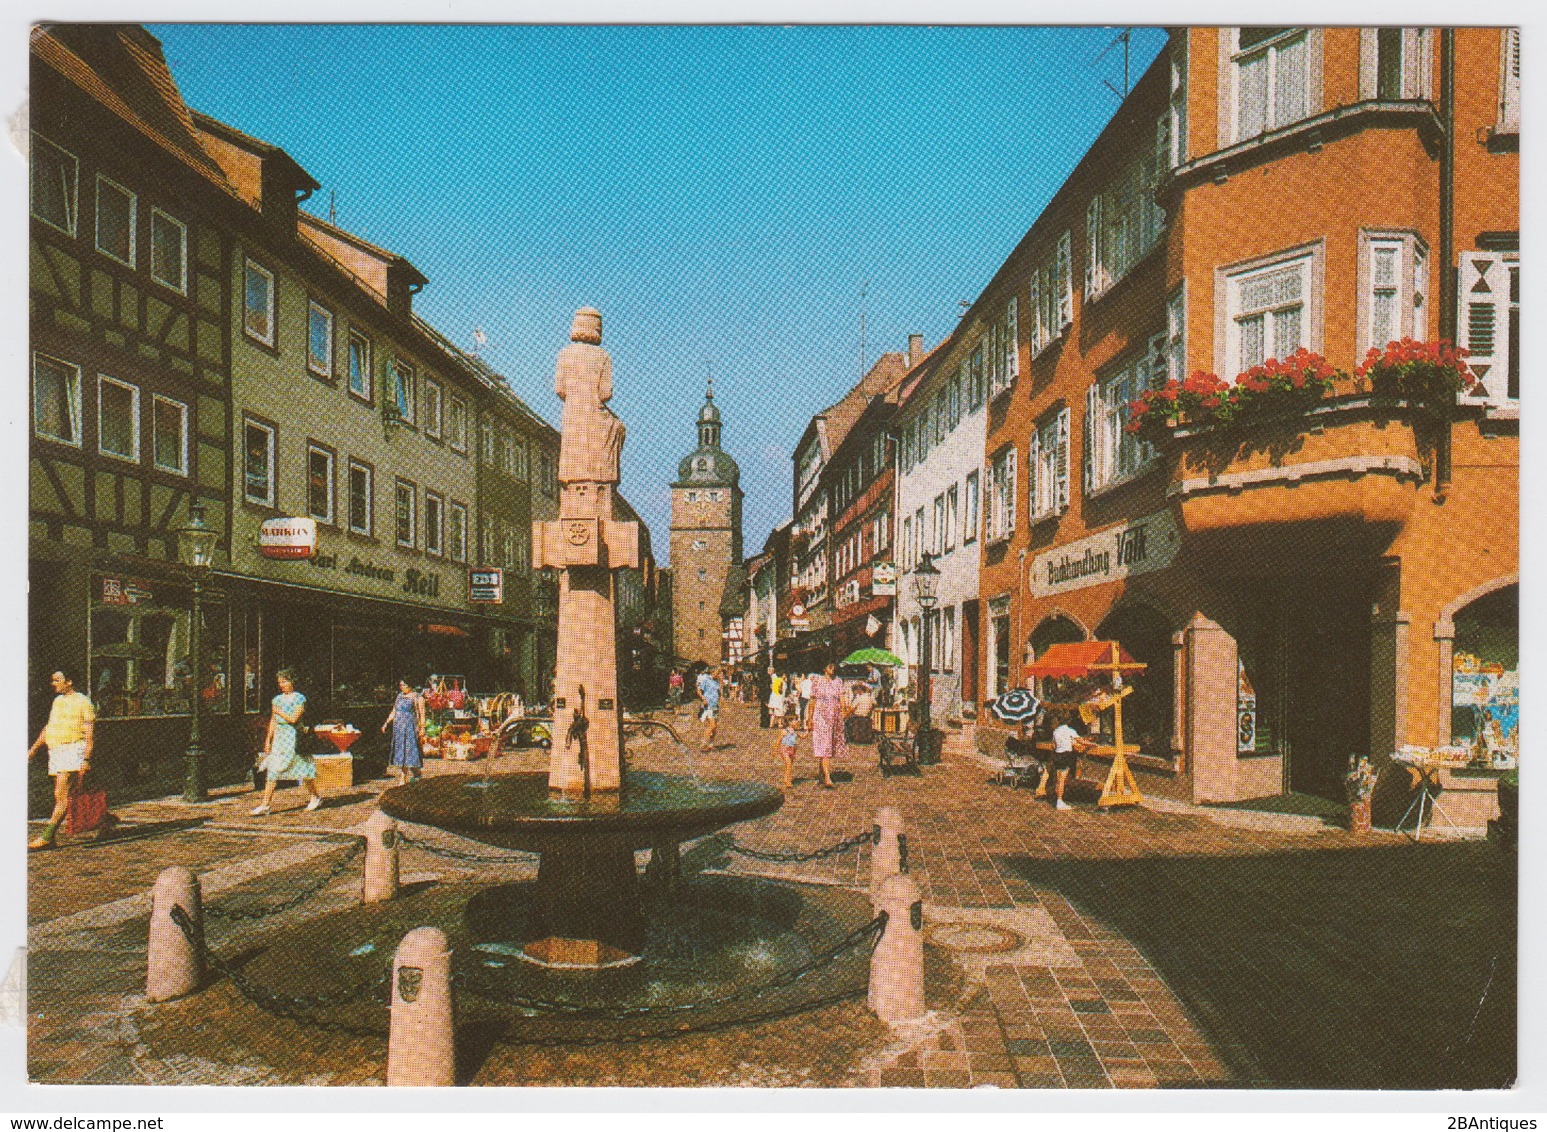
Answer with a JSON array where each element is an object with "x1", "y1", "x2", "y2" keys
[
  {"x1": 328, "y1": 189, "x2": 337, "y2": 225},
  {"x1": 1094, "y1": 28, "x2": 1134, "y2": 103}
]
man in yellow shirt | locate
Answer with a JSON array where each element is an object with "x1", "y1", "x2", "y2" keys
[{"x1": 27, "y1": 669, "x2": 96, "y2": 849}]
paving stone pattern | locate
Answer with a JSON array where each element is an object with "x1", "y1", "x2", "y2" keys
[{"x1": 26, "y1": 702, "x2": 1514, "y2": 1088}]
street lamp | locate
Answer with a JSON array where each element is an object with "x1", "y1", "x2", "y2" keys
[
  {"x1": 911, "y1": 553, "x2": 940, "y2": 755},
  {"x1": 175, "y1": 499, "x2": 218, "y2": 803}
]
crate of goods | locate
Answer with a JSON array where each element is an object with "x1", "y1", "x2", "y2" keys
[
  {"x1": 313, "y1": 753, "x2": 354, "y2": 796},
  {"x1": 441, "y1": 723, "x2": 479, "y2": 760}
]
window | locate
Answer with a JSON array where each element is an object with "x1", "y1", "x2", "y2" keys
[
  {"x1": 478, "y1": 514, "x2": 491, "y2": 564},
  {"x1": 963, "y1": 470, "x2": 980, "y2": 543},
  {"x1": 32, "y1": 354, "x2": 81, "y2": 446},
  {"x1": 1086, "y1": 135, "x2": 1168, "y2": 303},
  {"x1": 1004, "y1": 297, "x2": 1020, "y2": 382},
  {"x1": 306, "y1": 302, "x2": 334, "y2": 377},
  {"x1": 500, "y1": 431, "x2": 515, "y2": 474},
  {"x1": 913, "y1": 506, "x2": 925, "y2": 564},
  {"x1": 1165, "y1": 288, "x2": 1187, "y2": 382},
  {"x1": 945, "y1": 484, "x2": 959, "y2": 551},
  {"x1": 1458, "y1": 251, "x2": 1520, "y2": 403},
  {"x1": 512, "y1": 434, "x2": 528, "y2": 479},
  {"x1": 424, "y1": 492, "x2": 444, "y2": 556},
  {"x1": 1167, "y1": 35, "x2": 1188, "y2": 168},
  {"x1": 347, "y1": 460, "x2": 373, "y2": 535},
  {"x1": 934, "y1": 389, "x2": 949, "y2": 444},
  {"x1": 395, "y1": 480, "x2": 416, "y2": 547},
  {"x1": 420, "y1": 379, "x2": 441, "y2": 438},
  {"x1": 1224, "y1": 250, "x2": 1314, "y2": 377},
  {"x1": 348, "y1": 331, "x2": 373, "y2": 400},
  {"x1": 1029, "y1": 408, "x2": 1071, "y2": 520},
  {"x1": 1031, "y1": 231, "x2": 1074, "y2": 354},
  {"x1": 1377, "y1": 28, "x2": 1405, "y2": 99},
  {"x1": 986, "y1": 447, "x2": 1017, "y2": 541},
  {"x1": 932, "y1": 494, "x2": 946, "y2": 556},
  {"x1": 901, "y1": 515, "x2": 913, "y2": 570},
  {"x1": 962, "y1": 350, "x2": 980, "y2": 410},
  {"x1": 876, "y1": 510, "x2": 890, "y2": 551},
  {"x1": 943, "y1": 606, "x2": 957, "y2": 673},
  {"x1": 306, "y1": 444, "x2": 334, "y2": 524},
  {"x1": 1233, "y1": 28, "x2": 1311, "y2": 141},
  {"x1": 448, "y1": 397, "x2": 468, "y2": 453},
  {"x1": 539, "y1": 451, "x2": 557, "y2": 496},
  {"x1": 1086, "y1": 341, "x2": 1161, "y2": 495},
  {"x1": 448, "y1": 502, "x2": 467, "y2": 562},
  {"x1": 90, "y1": 575, "x2": 228, "y2": 719},
  {"x1": 151, "y1": 395, "x2": 189, "y2": 475},
  {"x1": 243, "y1": 419, "x2": 275, "y2": 505},
  {"x1": 390, "y1": 359, "x2": 416, "y2": 423},
  {"x1": 149, "y1": 209, "x2": 187, "y2": 293},
  {"x1": 1499, "y1": 28, "x2": 1520, "y2": 133},
  {"x1": 30, "y1": 133, "x2": 77, "y2": 235},
  {"x1": 481, "y1": 420, "x2": 495, "y2": 465},
  {"x1": 243, "y1": 259, "x2": 275, "y2": 345},
  {"x1": 1361, "y1": 28, "x2": 1432, "y2": 102},
  {"x1": 94, "y1": 176, "x2": 136, "y2": 266},
  {"x1": 97, "y1": 376, "x2": 140, "y2": 463}
]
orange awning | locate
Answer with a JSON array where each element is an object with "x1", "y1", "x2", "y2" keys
[{"x1": 1026, "y1": 640, "x2": 1144, "y2": 679}]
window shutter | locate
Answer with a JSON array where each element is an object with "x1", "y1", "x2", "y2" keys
[
  {"x1": 1006, "y1": 296, "x2": 1020, "y2": 377},
  {"x1": 1028, "y1": 270, "x2": 1043, "y2": 353},
  {"x1": 1085, "y1": 196, "x2": 1103, "y2": 298},
  {"x1": 1458, "y1": 251, "x2": 1510, "y2": 402},
  {"x1": 1083, "y1": 384, "x2": 1099, "y2": 496},
  {"x1": 1055, "y1": 408, "x2": 1071, "y2": 512},
  {"x1": 1006, "y1": 447, "x2": 1018, "y2": 532},
  {"x1": 1024, "y1": 430, "x2": 1038, "y2": 523},
  {"x1": 1057, "y1": 231, "x2": 1074, "y2": 329},
  {"x1": 1501, "y1": 28, "x2": 1521, "y2": 131}
]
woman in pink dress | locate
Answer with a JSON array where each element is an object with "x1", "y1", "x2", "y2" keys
[{"x1": 808, "y1": 661, "x2": 850, "y2": 789}]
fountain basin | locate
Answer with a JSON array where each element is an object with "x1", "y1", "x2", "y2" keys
[{"x1": 380, "y1": 771, "x2": 783, "y2": 968}]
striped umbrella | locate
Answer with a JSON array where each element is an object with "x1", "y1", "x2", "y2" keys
[{"x1": 989, "y1": 688, "x2": 1041, "y2": 725}]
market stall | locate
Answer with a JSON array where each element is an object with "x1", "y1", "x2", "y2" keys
[{"x1": 1026, "y1": 640, "x2": 1147, "y2": 809}]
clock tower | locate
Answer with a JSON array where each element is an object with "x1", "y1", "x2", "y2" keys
[{"x1": 669, "y1": 381, "x2": 743, "y2": 667}]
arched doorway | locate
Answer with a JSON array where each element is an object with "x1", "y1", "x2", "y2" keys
[
  {"x1": 1097, "y1": 603, "x2": 1175, "y2": 759},
  {"x1": 1448, "y1": 584, "x2": 1517, "y2": 760},
  {"x1": 1025, "y1": 614, "x2": 1085, "y2": 697}
]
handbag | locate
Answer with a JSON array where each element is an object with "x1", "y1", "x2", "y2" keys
[
  {"x1": 251, "y1": 763, "x2": 267, "y2": 792},
  {"x1": 65, "y1": 778, "x2": 109, "y2": 837}
]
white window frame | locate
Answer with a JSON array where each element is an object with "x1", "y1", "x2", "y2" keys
[
  {"x1": 424, "y1": 491, "x2": 444, "y2": 557},
  {"x1": 32, "y1": 353, "x2": 82, "y2": 448},
  {"x1": 1230, "y1": 28, "x2": 1315, "y2": 143},
  {"x1": 94, "y1": 174, "x2": 137, "y2": 268},
  {"x1": 1087, "y1": 139, "x2": 1168, "y2": 304},
  {"x1": 348, "y1": 330, "x2": 373, "y2": 400},
  {"x1": 449, "y1": 501, "x2": 468, "y2": 563},
  {"x1": 1167, "y1": 34, "x2": 1189, "y2": 168},
  {"x1": 151, "y1": 394, "x2": 190, "y2": 476},
  {"x1": 480, "y1": 420, "x2": 495, "y2": 465},
  {"x1": 1218, "y1": 245, "x2": 1320, "y2": 379},
  {"x1": 243, "y1": 258, "x2": 276, "y2": 346},
  {"x1": 1030, "y1": 407, "x2": 1071, "y2": 521},
  {"x1": 390, "y1": 359, "x2": 416, "y2": 424},
  {"x1": 243, "y1": 418, "x2": 276, "y2": 506},
  {"x1": 1085, "y1": 342, "x2": 1160, "y2": 496},
  {"x1": 963, "y1": 470, "x2": 980, "y2": 544},
  {"x1": 1360, "y1": 28, "x2": 1432, "y2": 102},
  {"x1": 307, "y1": 301, "x2": 334, "y2": 377},
  {"x1": 932, "y1": 494, "x2": 946, "y2": 556},
  {"x1": 986, "y1": 447, "x2": 1017, "y2": 542},
  {"x1": 1499, "y1": 28, "x2": 1520, "y2": 134},
  {"x1": 347, "y1": 459, "x2": 373, "y2": 536},
  {"x1": 448, "y1": 396, "x2": 469, "y2": 453},
  {"x1": 395, "y1": 479, "x2": 417, "y2": 548},
  {"x1": 97, "y1": 375, "x2": 140, "y2": 464},
  {"x1": 423, "y1": 378, "x2": 443, "y2": 439},
  {"x1": 1031, "y1": 232, "x2": 1074, "y2": 355},
  {"x1": 29, "y1": 132, "x2": 78, "y2": 236},
  {"x1": 1359, "y1": 231, "x2": 1429, "y2": 352},
  {"x1": 304, "y1": 443, "x2": 335, "y2": 524},
  {"x1": 1458, "y1": 250, "x2": 1519, "y2": 404},
  {"x1": 945, "y1": 483, "x2": 959, "y2": 552},
  {"x1": 149, "y1": 208, "x2": 188, "y2": 294},
  {"x1": 901, "y1": 515, "x2": 913, "y2": 570},
  {"x1": 1166, "y1": 286, "x2": 1187, "y2": 383},
  {"x1": 1005, "y1": 296, "x2": 1020, "y2": 381}
]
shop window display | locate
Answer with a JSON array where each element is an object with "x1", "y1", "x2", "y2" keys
[
  {"x1": 89, "y1": 575, "x2": 228, "y2": 718},
  {"x1": 1450, "y1": 585, "x2": 1517, "y2": 767},
  {"x1": 332, "y1": 624, "x2": 397, "y2": 707}
]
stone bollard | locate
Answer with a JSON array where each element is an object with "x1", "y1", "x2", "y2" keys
[
  {"x1": 147, "y1": 866, "x2": 203, "y2": 1002},
  {"x1": 362, "y1": 811, "x2": 400, "y2": 903},
  {"x1": 870, "y1": 805, "x2": 906, "y2": 903},
  {"x1": 387, "y1": 927, "x2": 454, "y2": 1087},
  {"x1": 868, "y1": 873, "x2": 925, "y2": 1026}
]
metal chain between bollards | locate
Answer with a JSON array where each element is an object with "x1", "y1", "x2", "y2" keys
[
  {"x1": 727, "y1": 826, "x2": 880, "y2": 864},
  {"x1": 456, "y1": 910, "x2": 888, "y2": 1019},
  {"x1": 202, "y1": 837, "x2": 366, "y2": 922},
  {"x1": 393, "y1": 829, "x2": 540, "y2": 864},
  {"x1": 169, "y1": 904, "x2": 390, "y2": 1014}
]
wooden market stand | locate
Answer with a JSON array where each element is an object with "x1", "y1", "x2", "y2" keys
[{"x1": 1026, "y1": 640, "x2": 1147, "y2": 809}]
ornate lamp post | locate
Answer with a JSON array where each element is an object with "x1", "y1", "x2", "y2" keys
[
  {"x1": 175, "y1": 500, "x2": 219, "y2": 803},
  {"x1": 911, "y1": 553, "x2": 940, "y2": 751}
]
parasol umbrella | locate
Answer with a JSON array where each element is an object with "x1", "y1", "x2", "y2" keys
[
  {"x1": 842, "y1": 647, "x2": 905, "y2": 667},
  {"x1": 989, "y1": 688, "x2": 1041, "y2": 725}
]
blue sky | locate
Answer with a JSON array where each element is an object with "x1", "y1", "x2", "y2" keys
[{"x1": 150, "y1": 24, "x2": 1166, "y2": 561}]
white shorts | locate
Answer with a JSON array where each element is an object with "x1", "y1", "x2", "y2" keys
[{"x1": 48, "y1": 740, "x2": 87, "y2": 776}]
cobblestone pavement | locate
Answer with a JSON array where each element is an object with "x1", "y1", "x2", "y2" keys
[{"x1": 26, "y1": 702, "x2": 1515, "y2": 1089}]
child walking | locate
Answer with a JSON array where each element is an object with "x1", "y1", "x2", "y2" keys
[{"x1": 775, "y1": 719, "x2": 800, "y2": 789}]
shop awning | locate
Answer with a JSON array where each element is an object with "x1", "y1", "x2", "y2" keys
[{"x1": 1026, "y1": 640, "x2": 1145, "y2": 679}]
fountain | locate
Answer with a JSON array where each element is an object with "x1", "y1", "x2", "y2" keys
[{"x1": 381, "y1": 308, "x2": 784, "y2": 969}]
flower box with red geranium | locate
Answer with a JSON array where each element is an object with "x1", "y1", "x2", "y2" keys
[
  {"x1": 1354, "y1": 338, "x2": 1477, "y2": 403},
  {"x1": 1126, "y1": 350, "x2": 1340, "y2": 445}
]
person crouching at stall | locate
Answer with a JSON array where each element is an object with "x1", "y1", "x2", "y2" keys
[
  {"x1": 383, "y1": 677, "x2": 426, "y2": 786},
  {"x1": 251, "y1": 668, "x2": 322, "y2": 816}
]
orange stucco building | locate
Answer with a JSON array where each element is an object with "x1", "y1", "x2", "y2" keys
[{"x1": 973, "y1": 27, "x2": 1518, "y2": 812}]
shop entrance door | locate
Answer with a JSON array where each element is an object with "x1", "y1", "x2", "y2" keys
[
  {"x1": 1284, "y1": 588, "x2": 1371, "y2": 801},
  {"x1": 961, "y1": 601, "x2": 980, "y2": 708}
]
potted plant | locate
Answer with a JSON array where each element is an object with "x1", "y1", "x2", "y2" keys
[
  {"x1": 1127, "y1": 351, "x2": 1342, "y2": 445},
  {"x1": 1354, "y1": 338, "x2": 1477, "y2": 403},
  {"x1": 1345, "y1": 754, "x2": 1378, "y2": 834}
]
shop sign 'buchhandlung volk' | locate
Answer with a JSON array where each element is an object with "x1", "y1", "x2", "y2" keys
[{"x1": 1029, "y1": 510, "x2": 1181, "y2": 599}]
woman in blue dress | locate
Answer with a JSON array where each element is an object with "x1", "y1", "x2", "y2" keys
[
  {"x1": 251, "y1": 668, "x2": 321, "y2": 816},
  {"x1": 381, "y1": 677, "x2": 425, "y2": 785}
]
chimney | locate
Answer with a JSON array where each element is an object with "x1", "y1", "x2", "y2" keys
[{"x1": 908, "y1": 334, "x2": 924, "y2": 369}]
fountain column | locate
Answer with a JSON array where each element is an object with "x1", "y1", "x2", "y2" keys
[{"x1": 534, "y1": 308, "x2": 641, "y2": 797}]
